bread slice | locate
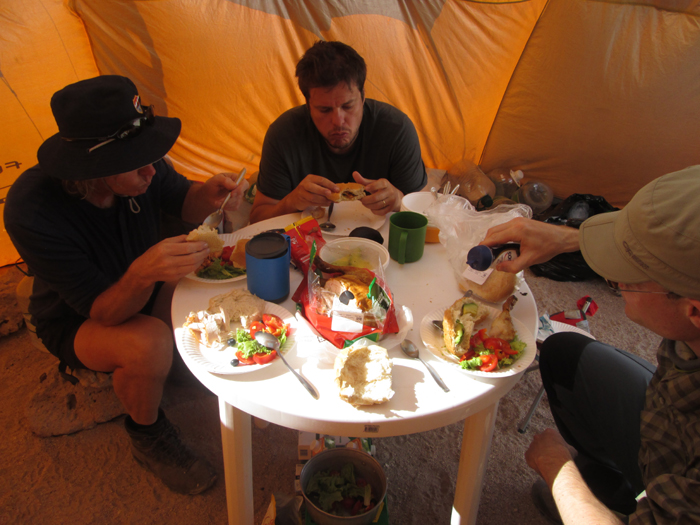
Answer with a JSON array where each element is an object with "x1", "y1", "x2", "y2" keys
[
  {"x1": 330, "y1": 182, "x2": 366, "y2": 203},
  {"x1": 207, "y1": 288, "x2": 264, "y2": 328},
  {"x1": 442, "y1": 297, "x2": 489, "y2": 357},
  {"x1": 186, "y1": 225, "x2": 224, "y2": 256},
  {"x1": 334, "y1": 344, "x2": 394, "y2": 406}
]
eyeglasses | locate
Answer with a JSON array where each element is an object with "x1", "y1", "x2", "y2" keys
[
  {"x1": 605, "y1": 279, "x2": 672, "y2": 295},
  {"x1": 62, "y1": 105, "x2": 155, "y2": 153}
]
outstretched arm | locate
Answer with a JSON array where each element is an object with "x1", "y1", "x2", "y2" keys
[{"x1": 481, "y1": 218, "x2": 580, "y2": 273}]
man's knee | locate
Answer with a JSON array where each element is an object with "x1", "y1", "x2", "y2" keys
[{"x1": 121, "y1": 316, "x2": 174, "y2": 373}]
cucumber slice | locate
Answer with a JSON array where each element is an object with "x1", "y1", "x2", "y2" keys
[
  {"x1": 454, "y1": 320, "x2": 464, "y2": 345},
  {"x1": 461, "y1": 302, "x2": 479, "y2": 316}
]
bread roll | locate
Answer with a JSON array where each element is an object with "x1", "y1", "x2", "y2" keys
[
  {"x1": 459, "y1": 269, "x2": 516, "y2": 303},
  {"x1": 207, "y1": 288, "x2": 264, "y2": 328},
  {"x1": 186, "y1": 225, "x2": 224, "y2": 255},
  {"x1": 329, "y1": 182, "x2": 366, "y2": 203},
  {"x1": 334, "y1": 344, "x2": 394, "y2": 406}
]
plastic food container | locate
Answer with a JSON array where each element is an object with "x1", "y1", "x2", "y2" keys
[
  {"x1": 400, "y1": 192, "x2": 440, "y2": 243},
  {"x1": 319, "y1": 237, "x2": 390, "y2": 271},
  {"x1": 300, "y1": 448, "x2": 388, "y2": 525}
]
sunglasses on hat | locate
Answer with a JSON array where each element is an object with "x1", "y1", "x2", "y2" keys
[{"x1": 61, "y1": 105, "x2": 155, "y2": 153}]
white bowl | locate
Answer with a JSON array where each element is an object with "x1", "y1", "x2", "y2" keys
[
  {"x1": 319, "y1": 237, "x2": 390, "y2": 271},
  {"x1": 400, "y1": 191, "x2": 437, "y2": 215}
]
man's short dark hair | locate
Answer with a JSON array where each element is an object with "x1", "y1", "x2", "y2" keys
[{"x1": 295, "y1": 41, "x2": 367, "y2": 100}]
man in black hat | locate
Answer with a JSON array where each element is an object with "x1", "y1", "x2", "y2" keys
[
  {"x1": 250, "y1": 40, "x2": 427, "y2": 223},
  {"x1": 4, "y1": 75, "x2": 247, "y2": 495}
]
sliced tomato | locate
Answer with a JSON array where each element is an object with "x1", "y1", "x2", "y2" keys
[
  {"x1": 356, "y1": 478, "x2": 367, "y2": 488},
  {"x1": 221, "y1": 246, "x2": 234, "y2": 261},
  {"x1": 235, "y1": 350, "x2": 255, "y2": 365},
  {"x1": 470, "y1": 328, "x2": 488, "y2": 349},
  {"x1": 479, "y1": 354, "x2": 498, "y2": 372},
  {"x1": 253, "y1": 350, "x2": 277, "y2": 365},
  {"x1": 249, "y1": 321, "x2": 266, "y2": 338},
  {"x1": 262, "y1": 314, "x2": 288, "y2": 337},
  {"x1": 351, "y1": 499, "x2": 363, "y2": 516},
  {"x1": 459, "y1": 350, "x2": 476, "y2": 362}
]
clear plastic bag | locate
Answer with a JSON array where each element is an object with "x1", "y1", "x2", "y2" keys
[{"x1": 424, "y1": 194, "x2": 532, "y2": 299}]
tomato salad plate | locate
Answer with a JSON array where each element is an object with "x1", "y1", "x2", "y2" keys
[
  {"x1": 185, "y1": 232, "x2": 250, "y2": 284},
  {"x1": 178, "y1": 302, "x2": 296, "y2": 375},
  {"x1": 419, "y1": 305, "x2": 536, "y2": 378}
]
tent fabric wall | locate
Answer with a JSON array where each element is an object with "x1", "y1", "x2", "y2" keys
[
  {"x1": 482, "y1": 0, "x2": 700, "y2": 206},
  {"x1": 1, "y1": 0, "x2": 98, "y2": 266},
  {"x1": 2, "y1": 0, "x2": 699, "y2": 267}
]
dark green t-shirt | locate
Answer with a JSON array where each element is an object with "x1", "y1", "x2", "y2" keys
[{"x1": 257, "y1": 99, "x2": 427, "y2": 200}]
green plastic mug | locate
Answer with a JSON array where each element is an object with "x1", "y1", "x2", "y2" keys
[{"x1": 388, "y1": 211, "x2": 428, "y2": 264}]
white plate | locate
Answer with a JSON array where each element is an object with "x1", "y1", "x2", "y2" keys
[
  {"x1": 301, "y1": 200, "x2": 386, "y2": 236},
  {"x1": 420, "y1": 305, "x2": 537, "y2": 378},
  {"x1": 185, "y1": 232, "x2": 251, "y2": 283},
  {"x1": 178, "y1": 302, "x2": 296, "y2": 375},
  {"x1": 550, "y1": 320, "x2": 596, "y2": 340},
  {"x1": 319, "y1": 237, "x2": 390, "y2": 271}
]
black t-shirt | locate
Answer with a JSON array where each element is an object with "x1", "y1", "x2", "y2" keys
[
  {"x1": 4, "y1": 159, "x2": 191, "y2": 324},
  {"x1": 257, "y1": 99, "x2": 427, "y2": 200}
]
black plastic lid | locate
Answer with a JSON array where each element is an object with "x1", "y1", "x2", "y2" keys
[
  {"x1": 466, "y1": 245, "x2": 493, "y2": 271},
  {"x1": 245, "y1": 232, "x2": 288, "y2": 259}
]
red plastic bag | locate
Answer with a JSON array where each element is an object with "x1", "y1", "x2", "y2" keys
[{"x1": 291, "y1": 237, "x2": 399, "y2": 349}]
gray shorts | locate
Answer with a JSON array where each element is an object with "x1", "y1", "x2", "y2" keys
[{"x1": 36, "y1": 282, "x2": 164, "y2": 371}]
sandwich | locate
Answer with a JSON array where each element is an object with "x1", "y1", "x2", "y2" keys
[
  {"x1": 186, "y1": 225, "x2": 224, "y2": 256},
  {"x1": 334, "y1": 344, "x2": 394, "y2": 406},
  {"x1": 443, "y1": 296, "x2": 489, "y2": 357},
  {"x1": 329, "y1": 182, "x2": 366, "y2": 203}
]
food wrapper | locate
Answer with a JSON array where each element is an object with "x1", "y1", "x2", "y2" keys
[
  {"x1": 284, "y1": 215, "x2": 326, "y2": 274},
  {"x1": 289, "y1": 229, "x2": 401, "y2": 351}
]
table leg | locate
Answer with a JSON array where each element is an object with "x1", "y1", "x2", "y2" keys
[
  {"x1": 218, "y1": 397, "x2": 253, "y2": 525},
  {"x1": 451, "y1": 402, "x2": 499, "y2": 525}
]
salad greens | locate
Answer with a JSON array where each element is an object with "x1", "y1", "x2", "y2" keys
[
  {"x1": 305, "y1": 463, "x2": 375, "y2": 516},
  {"x1": 461, "y1": 334, "x2": 527, "y2": 371},
  {"x1": 196, "y1": 259, "x2": 246, "y2": 280},
  {"x1": 233, "y1": 328, "x2": 287, "y2": 358}
]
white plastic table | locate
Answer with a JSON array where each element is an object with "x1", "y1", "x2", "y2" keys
[{"x1": 171, "y1": 212, "x2": 538, "y2": 525}]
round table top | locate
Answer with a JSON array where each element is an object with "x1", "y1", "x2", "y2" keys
[{"x1": 171, "y1": 212, "x2": 538, "y2": 438}]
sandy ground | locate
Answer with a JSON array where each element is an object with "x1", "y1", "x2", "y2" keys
[{"x1": 0, "y1": 264, "x2": 660, "y2": 524}]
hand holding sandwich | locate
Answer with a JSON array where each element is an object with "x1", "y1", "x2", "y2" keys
[{"x1": 352, "y1": 171, "x2": 402, "y2": 214}]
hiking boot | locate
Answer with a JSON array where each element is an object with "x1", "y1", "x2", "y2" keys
[
  {"x1": 125, "y1": 411, "x2": 216, "y2": 495},
  {"x1": 531, "y1": 479, "x2": 562, "y2": 524}
]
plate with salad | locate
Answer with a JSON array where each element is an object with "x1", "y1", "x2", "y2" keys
[
  {"x1": 185, "y1": 232, "x2": 249, "y2": 283},
  {"x1": 178, "y1": 302, "x2": 295, "y2": 375},
  {"x1": 419, "y1": 303, "x2": 536, "y2": 378}
]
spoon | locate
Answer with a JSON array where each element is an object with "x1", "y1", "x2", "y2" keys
[
  {"x1": 400, "y1": 339, "x2": 450, "y2": 392},
  {"x1": 202, "y1": 168, "x2": 246, "y2": 229},
  {"x1": 319, "y1": 202, "x2": 336, "y2": 231},
  {"x1": 254, "y1": 331, "x2": 319, "y2": 399}
]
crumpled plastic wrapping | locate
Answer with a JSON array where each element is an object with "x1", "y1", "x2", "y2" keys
[
  {"x1": 424, "y1": 194, "x2": 532, "y2": 300},
  {"x1": 294, "y1": 305, "x2": 413, "y2": 367}
]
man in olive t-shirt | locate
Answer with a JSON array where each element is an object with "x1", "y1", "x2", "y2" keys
[{"x1": 250, "y1": 40, "x2": 427, "y2": 223}]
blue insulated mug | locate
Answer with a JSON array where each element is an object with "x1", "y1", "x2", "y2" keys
[{"x1": 245, "y1": 232, "x2": 291, "y2": 302}]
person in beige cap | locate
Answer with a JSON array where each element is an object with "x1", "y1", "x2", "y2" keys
[{"x1": 480, "y1": 165, "x2": 700, "y2": 524}]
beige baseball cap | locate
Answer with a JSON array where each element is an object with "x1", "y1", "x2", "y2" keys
[{"x1": 579, "y1": 165, "x2": 700, "y2": 300}]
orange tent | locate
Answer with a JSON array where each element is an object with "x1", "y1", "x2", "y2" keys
[{"x1": 2, "y1": 0, "x2": 699, "y2": 266}]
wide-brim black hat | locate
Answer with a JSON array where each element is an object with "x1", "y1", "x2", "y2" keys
[{"x1": 37, "y1": 75, "x2": 181, "y2": 180}]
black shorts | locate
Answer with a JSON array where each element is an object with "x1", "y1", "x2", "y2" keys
[{"x1": 36, "y1": 282, "x2": 165, "y2": 371}]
